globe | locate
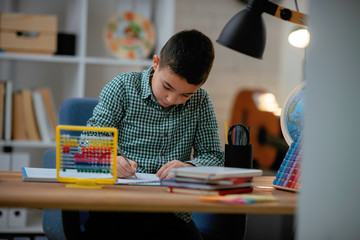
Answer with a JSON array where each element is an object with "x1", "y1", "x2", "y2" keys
[{"x1": 280, "y1": 81, "x2": 305, "y2": 145}]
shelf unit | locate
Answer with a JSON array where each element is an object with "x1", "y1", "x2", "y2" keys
[
  {"x1": 0, "y1": 0, "x2": 175, "y2": 234},
  {"x1": 0, "y1": 0, "x2": 175, "y2": 148}
]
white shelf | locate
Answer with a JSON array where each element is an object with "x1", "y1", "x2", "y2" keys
[
  {"x1": 85, "y1": 56, "x2": 152, "y2": 67},
  {"x1": 0, "y1": 53, "x2": 153, "y2": 67},
  {"x1": 0, "y1": 140, "x2": 56, "y2": 148},
  {"x1": 0, "y1": 52, "x2": 81, "y2": 64}
]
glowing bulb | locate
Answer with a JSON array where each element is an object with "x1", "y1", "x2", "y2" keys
[{"x1": 288, "y1": 28, "x2": 310, "y2": 48}]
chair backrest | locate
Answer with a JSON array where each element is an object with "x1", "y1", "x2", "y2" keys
[
  {"x1": 59, "y1": 98, "x2": 98, "y2": 134},
  {"x1": 42, "y1": 97, "x2": 98, "y2": 167},
  {"x1": 59, "y1": 97, "x2": 98, "y2": 125}
]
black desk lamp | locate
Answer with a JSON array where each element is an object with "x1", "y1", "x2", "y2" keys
[{"x1": 217, "y1": 0, "x2": 307, "y2": 59}]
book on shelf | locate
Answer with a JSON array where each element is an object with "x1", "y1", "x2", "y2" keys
[
  {"x1": 12, "y1": 92, "x2": 27, "y2": 140},
  {"x1": 21, "y1": 89, "x2": 41, "y2": 141},
  {"x1": 11, "y1": 87, "x2": 57, "y2": 142},
  {"x1": 169, "y1": 166, "x2": 263, "y2": 180},
  {"x1": 0, "y1": 82, "x2": 4, "y2": 139},
  {"x1": 0, "y1": 80, "x2": 13, "y2": 140},
  {"x1": 167, "y1": 186, "x2": 254, "y2": 196},
  {"x1": 32, "y1": 90, "x2": 54, "y2": 142},
  {"x1": 3, "y1": 80, "x2": 13, "y2": 141},
  {"x1": 37, "y1": 87, "x2": 58, "y2": 137}
]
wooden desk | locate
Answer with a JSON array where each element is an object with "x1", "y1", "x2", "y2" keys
[{"x1": 0, "y1": 171, "x2": 296, "y2": 215}]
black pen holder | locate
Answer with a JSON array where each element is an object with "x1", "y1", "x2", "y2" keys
[{"x1": 225, "y1": 144, "x2": 253, "y2": 169}]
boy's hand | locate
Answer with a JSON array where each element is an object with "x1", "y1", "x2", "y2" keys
[
  {"x1": 116, "y1": 156, "x2": 138, "y2": 178},
  {"x1": 156, "y1": 160, "x2": 194, "y2": 180}
]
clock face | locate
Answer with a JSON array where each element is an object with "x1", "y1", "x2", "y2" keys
[{"x1": 104, "y1": 11, "x2": 156, "y2": 59}]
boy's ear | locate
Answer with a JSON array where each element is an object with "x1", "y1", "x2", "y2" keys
[{"x1": 153, "y1": 55, "x2": 160, "y2": 70}]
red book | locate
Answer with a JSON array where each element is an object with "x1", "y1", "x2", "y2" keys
[{"x1": 167, "y1": 187, "x2": 253, "y2": 196}]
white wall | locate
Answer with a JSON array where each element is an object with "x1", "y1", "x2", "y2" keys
[{"x1": 298, "y1": 1, "x2": 360, "y2": 239}]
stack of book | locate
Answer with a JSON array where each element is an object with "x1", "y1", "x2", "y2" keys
[
  {"x1": 0, "y1": 80, "x2": 58, "y2": 142},
  {"x1": 162, "y1": 166, "x2": 263, "y2": 196}
]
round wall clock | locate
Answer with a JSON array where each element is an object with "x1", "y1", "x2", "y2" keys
[{"x1": 104, "y1": 11, "x2": 156, "y2": 59}]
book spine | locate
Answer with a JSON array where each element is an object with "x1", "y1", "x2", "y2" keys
[
  {"x1": 37, "y1": 88, "x2": 57, "y2": 137},
  {"x1": 4, "y1": 81, "x2": 13, "y2": 141},
  {"x1": 32, "y1": 90, "x2": 52, "y2": 142},
  {"x1": 21, "y1": 89, "x2": 41, "y2": 140},
  {"x1": 0, "y1": 82, "x2": 4, "y2": 139},
  {"x1": 12, "y1": 92, "x2": 27, "y2": 140}
]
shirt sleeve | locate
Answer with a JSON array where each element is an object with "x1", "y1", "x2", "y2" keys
[{"x1": 187, "y1": 91, "x2": 225, "y2": 167}]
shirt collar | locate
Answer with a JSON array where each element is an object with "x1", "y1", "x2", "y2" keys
[{"x1": 140, "y1": 66, "x2": 153, "y2": 100}]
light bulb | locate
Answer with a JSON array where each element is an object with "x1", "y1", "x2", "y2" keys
[{"x1": 288, "y1": 28, "x2": 310, "y2": 48}]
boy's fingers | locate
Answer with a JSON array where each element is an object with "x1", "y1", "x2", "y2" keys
[
  {"x1": 130, "y1": 160, "x2": 138, "y2": 169},
  {"x1": 117, "y1": 157, "x2": 137, "y2": 177}
]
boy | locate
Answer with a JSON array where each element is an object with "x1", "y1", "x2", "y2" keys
[{"x1": 83, "y1": 29, "x2": 224, "y2": 239}]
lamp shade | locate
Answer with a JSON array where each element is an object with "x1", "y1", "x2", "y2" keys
[{"x1": 216, "y1": 7, "x2": 266, "y2": 59}]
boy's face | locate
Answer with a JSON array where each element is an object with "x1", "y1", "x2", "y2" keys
[{"x1": 151, "y1": 55, "x2": 201, "y2": 108}]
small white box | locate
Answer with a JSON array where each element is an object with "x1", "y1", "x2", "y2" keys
[
  {"x1": 8, "y1": 208, "x2": 27, "y2": 227},
  {"x1": 0, "y1": 153, "x2": 11, "y2": 171},
  {"x1": 0, "y1": 208, "x2": 9, "y2": 228},
  {"x1": 11, "y1": 152, "x2": 30, "y2": 172}
]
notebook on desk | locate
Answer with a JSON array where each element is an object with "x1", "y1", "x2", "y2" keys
[{"x1": 22, "y1": 167, "x2": 160, "y2": 185}]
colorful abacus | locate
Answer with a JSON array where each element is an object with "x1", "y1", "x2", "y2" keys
[
  {"x1": 56, "y1": 125, "x2": 118, "y2": 188},
  {"x1": 272, "y1": 133, "x2": 302, "y2": 192}
]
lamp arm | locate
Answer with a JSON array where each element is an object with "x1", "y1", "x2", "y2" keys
[{"x1": 264, "y1": 1, "x2": 307, "y2": 26}]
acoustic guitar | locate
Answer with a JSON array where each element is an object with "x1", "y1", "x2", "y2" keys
[{"x1": 230, "y1": 89, "x2": 288, "y2": 170}]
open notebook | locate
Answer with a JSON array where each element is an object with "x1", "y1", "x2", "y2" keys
[{"x1": 22, "y1": 167, "x2": 160, "y2": 185}]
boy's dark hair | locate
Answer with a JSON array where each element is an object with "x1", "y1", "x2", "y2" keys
[{"x1": 159, "y1": 29, "x2": 215, "y2": 85}]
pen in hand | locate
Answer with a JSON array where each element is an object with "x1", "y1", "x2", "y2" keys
[{"x1": 118, "y1": 148, "x2": 137, "y2": 178}]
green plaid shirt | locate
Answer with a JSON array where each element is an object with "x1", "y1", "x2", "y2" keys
[{"x1": 87, "y1": 66, "x2": 224, "y2": 222}]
